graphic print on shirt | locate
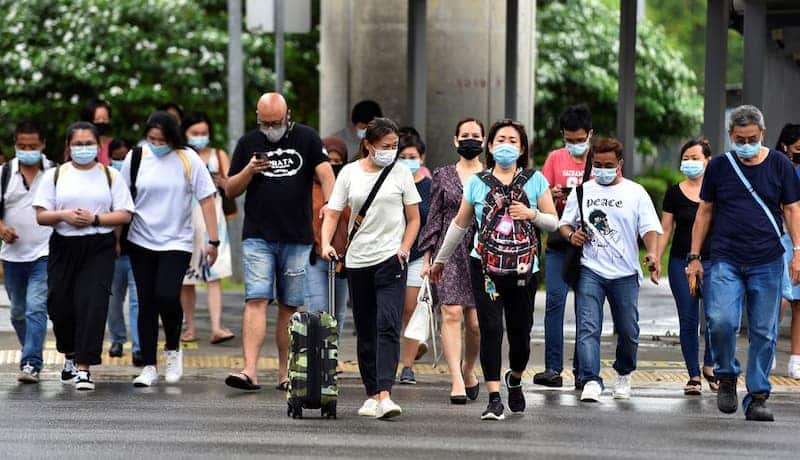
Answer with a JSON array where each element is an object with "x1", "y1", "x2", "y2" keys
[
  {"x1": 256, "y1": 148, "x2": 305, "y2": 178},
  {"x1": 585, "y1": 208, "x2": 621, "y2": 259}
]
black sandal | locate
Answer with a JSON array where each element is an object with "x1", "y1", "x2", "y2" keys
[
  {"x1": 276, "y1": 380, "x2": 290, "y2": 391},
  {"x1": 225, "y1": 373, "x2": 261, "y2": 391},
  {"x1": 465, "y1": 384, "x2": 480, "y2": 401},
  {"x1": 684, "y1": 380, "x2": 702, "y2": 396},
  {"x1": 450, "y1": 395, "x2": 467, "y2": 405},
  {"x1": 703, "y1": 371, "x2": 719, "y2": 392}
]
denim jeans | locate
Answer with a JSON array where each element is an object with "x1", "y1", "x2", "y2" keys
[
  {"x1": 667, "y1": 257, "x2": 713, "y2": 377},
  {"x1": 3, "y1": 258, "x2": 48, "y2": 371},
  {"x1": 304, "y1": 256, "x2": 348, "y2": 337},
  {"x1": 575, "y1": 267, "x2": 640, "y2": 386},
  {"x1": 107, "y1": 255, "x2": 140, "y2": 353},
  {"x1": 706, "y1": 259, "x2": 782, "y2": 410},
  {"x1": 242, "y1": 238, "x2": 311, "y2": 306},
  {"x1": 544, "y1": 247, "x2": 578, "y2": 374}
]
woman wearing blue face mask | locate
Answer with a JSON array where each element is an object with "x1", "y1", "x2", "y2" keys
[
  {"x1": 179, "y1": 112, "x2": 235, "y2": 346},
  {"x1": 655, "y1": 138, "x2": 716, "y2": 395},
  {"x1": 395, "y1": 134, "x2": 433, "y2": 385},
  {"x1": 33, "y1": 122, "x2": 135, "y2": 390},
  {"x1": 429, "y1": 119, "x2": 559, "y2": 420},
  {"x1": 121, "y1": 111, "x2": 219, "y2": 388}
]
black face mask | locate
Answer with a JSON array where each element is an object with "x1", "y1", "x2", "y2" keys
[
  {"x1": 457, "y1": 138, "x2": 483, "y2": 159},
  {"x1": 94, "y1": 122, "x2": 110, "y2": 135},
  {"x1": 793, "y1": 153, "x2": 800, "y2": 165},
  {"x1": 331, "y1": 164, "x2": 344, "y2": 177}
]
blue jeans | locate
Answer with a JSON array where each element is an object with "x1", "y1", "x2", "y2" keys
[
  {"x1": 667, "y1": 257, "x2": 713, "y2": 378},
  {"x1": 544, "y1": 247, "x2": 578, "y2": 374},
  {"x1": 107, "y1": 255, "x2": 140, "y2": 353},
  {"x1": 304, "y1": 256, "x2": 348, "y2": 337},
  {"x1": 3, "y1": 258, "x2": 48, "y2": 371},
  {"x1": 242, "y1": 239, "x2": 310, "y2": 306},
  {"x1": 707, "y1": 259, "x2": 782, "y2": 410},
  {"x1": 575, "y1": 267, "x2": 640, "y2": 386}
]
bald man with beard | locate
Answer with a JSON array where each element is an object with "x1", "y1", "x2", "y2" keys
[{"x1": 225, "y1": 93, "x2": 335, "y2": 391}]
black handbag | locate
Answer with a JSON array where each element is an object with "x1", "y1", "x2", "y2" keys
[{"x1": 561, "y1": 150, "x2": 593, "y2": 288}]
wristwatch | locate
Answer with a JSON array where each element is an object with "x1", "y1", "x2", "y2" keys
[
  {"x1": 686, "y1": 253, "x2": 701, "y2": 263},
  {"x1": 92, "y1": 215, "x2": 100, "y2": 227},
  {"x1": 208, "y1": 240, "x2": 221, "y2": 247}
]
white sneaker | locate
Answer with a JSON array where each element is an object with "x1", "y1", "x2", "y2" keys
[
  {"x1": 376, "y1": 397, "x2": 402, "y2": 419},
  {"x1": 789, "y1": 355, "x2": 800, "y2": 379},
  {"x1": 580, "y1": 381, "x2": 602, "y2": 402},
  {"x1": 772, "y1": 356, "x2": 777, "y2": 371},
  {"x1": 164, "y1": 349, "x2": 183, "y2": 384},
  {"x1": 74, "y1": 370, "x2": 95, "y2": 391},
  {"x1": 358, "y1": 398, "x2": 379, "y2": 417},
  {"x1": 613, "y1": 373, "x2": 632, "y2": 399},
  {"x1": 133, "y1": 365, "x2": 159, "y2": 387}
]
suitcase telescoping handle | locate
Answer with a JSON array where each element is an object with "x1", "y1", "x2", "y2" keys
[{"x1": 328, "y1": 258, "x2": 337, "y2": 318}]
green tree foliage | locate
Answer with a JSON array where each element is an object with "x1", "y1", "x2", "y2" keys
[
  {"x1": 535, "y1": 0, "x2": 703, "y2": 158},
  {"x1": 0, "y1": 0, "x2": 319, "y2": 157}
]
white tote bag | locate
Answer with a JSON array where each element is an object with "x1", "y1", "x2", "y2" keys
[{"x1": 403, "y1": 277, "x2": 433, "y2": 343}]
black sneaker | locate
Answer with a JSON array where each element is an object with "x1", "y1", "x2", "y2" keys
[
  {"x1": 61, "y1": 358, "x2": 77, "y2": 384},
  {"x1": 481, "y1": 399, "x2": 505, "y2": 421},
  {"x1": 132, "y1": 351, "x2": 144, "y2": 368},
  {"x1": 717, "y1": 376, "x2": 738, "y2": 414},
  {"x1": 745, "y1": 394, "x2": 774, "y2": 422},
  {"x1": 399, "y1": 367, "x2": 416, "y2": 385},
  {"x1": 109, "y1": 342, "x2": 123, "y2": 358},
  {"x1": 75, "y1": 370, "x2": 95, "y2": 391},
  {"x1": 533, "y1": 369, "x2": 563, "y2": 388},
  {"x1": 504, "y1": 370, "x2": 526, "y2": 413}
]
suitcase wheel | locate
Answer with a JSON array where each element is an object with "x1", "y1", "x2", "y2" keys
[
  {"x1": 322, "y1": 401, "x2": 337, "y2": 419},
  {"x1": 288, "y1": 401, "x2": 303, "y2": 419}
]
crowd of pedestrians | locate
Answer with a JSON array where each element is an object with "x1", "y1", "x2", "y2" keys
[{"x1": 2, "y1": 93, "x2": 799, "y2": 423}]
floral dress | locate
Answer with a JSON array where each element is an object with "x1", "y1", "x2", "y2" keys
[{"x1": 418, "y1": 165, "x2": 476, "y2": 307}]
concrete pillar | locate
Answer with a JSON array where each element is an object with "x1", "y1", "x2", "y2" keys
[
  {"x1": 319, "y1": 0, "x2": 352, "y2": 137},
  {"x1": 743, "y1": 0, "x2": 767, "y2": 108},
  {"x1": 515, "y1": 0, "x2": 536, "y2": 141},
  {"x1": 227, "y1": 0, "x2": 245, "y2": 282},
  {"x1": 408, "y1": 0, "x2": 427, "y2": 139},
  {"x1": 505, "y1": 0, "x2": 518, "y2": 119},
  {"x1": 702, "y1": 0, "x2": 729, "y2": 153},
  {"x1": 617, "y1": 0, "x2": 637, "y2": 178}
]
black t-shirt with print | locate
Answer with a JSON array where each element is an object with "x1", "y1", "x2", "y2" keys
[
  {"x1": 228, "y1": 124, "x2": 328, "y2": 243},
  {"x1": 662, "y1": 184, "x2": 711, "y2": 260}
]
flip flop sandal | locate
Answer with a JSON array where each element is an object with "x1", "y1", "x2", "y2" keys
[
  {"x1": 210, "y1": 332, "x2": 236, "y2": 344},
  {"x1": 180, "y1": 331, "x2": 196, "y2": 343},
  {"x1": 276, "y1": 380, "x2": 290, "y2": 391},
  {"x1": 225, "y1": 373, "x2": 261, "y2": 391},
  {"x1": 684, "y1": 380, "x2": 702, "y2": 396},
  {"x1": 703, "y1": 371, "x2": 719, "y2": 392}
]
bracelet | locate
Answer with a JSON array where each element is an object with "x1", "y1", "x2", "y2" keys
[
  {"x1": 793, "y1": 246, "x2": 800, "y2": 252},
  {"x1": 567, "y1": 230, "x2": 575, "y2": 242},
  {"x1": 208, "y1": 240, "x2": 221, "y2": 247},
  {"x1": 92, "y1": 214, "x2": 100, "y2": 227}
]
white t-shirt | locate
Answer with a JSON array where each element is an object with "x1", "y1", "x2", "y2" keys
[
  {"x1": 559, "y1": 178, "x2": 662, "y2": 282},
  {"x1": 32, "y1": 163, "x2": 135, "y2": 237},
  {"x1": 328, "y1": 161, "x2": 422, "y2": 269},
  {"x1": 122, "y1": 146, "x2": 216, "y2": 252},
  {"x1": 0, "y1": 158, "x2": 54, "y2": 262}
]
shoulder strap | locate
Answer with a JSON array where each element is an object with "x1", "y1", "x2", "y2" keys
[
  {"x1": 575, "y1": 151, "x2": 593, "y2": 227},
  {"x1": 477, "y1": 170, "x2": 503, "y2": 189},
  {"x1": 101, "y1": 164, "x2": 112, "y2": 188},
  {"x1": 53, "y1": 163, "x2": 69, "y2": 186},
  {"x1": 129, "y1": 147, "x2": 143, "y2": 200},
  {"x1": 0, "y1": 163, "x2": 10, "y2": 219},
  {"x1": 175, "y1": 149, "x2": 192, "y2": 184},
  {"x1": 346, "y1": 163, "x2": 396, "y2": 244},
  {"x1": 724, "y1": 152, "x2": 781, "y2": 237}
]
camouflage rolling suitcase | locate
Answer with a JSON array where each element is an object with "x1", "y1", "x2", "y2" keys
[{"x1": 287, "y1": 260, "x2": 339, "y2": 419}]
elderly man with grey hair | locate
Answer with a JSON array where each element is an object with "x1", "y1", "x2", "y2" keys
[{"x1": 687, "y1": 105, "x2": 800, "y2": 422}]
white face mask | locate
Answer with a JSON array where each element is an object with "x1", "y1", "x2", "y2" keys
[{"x1": 372, "y1": 148, "x2": 397, "y2": 168}]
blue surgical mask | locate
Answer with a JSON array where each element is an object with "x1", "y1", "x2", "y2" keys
[
  {"x1": 372, "y1": 148, "x2": 397, "y2": 168},
  {"x1": 492, "y1": 143, "x2": 520, "y2": 168},
  {"x1": 187, "y1": 135, "x2": 209, "y2": 150},
  {"x1": 70, "y1": 146, "x2": 98, "y2": 165},
  {"x1": 356, "y1": 128, "x2": 366, "y2": 140},
  {"x1": 566, "y1": 141, "x2": 589, "y2": 157},
  {"x1": 111, "y1": 159, "x2": 124, "y2": 171},
  {"x1": 148, "y1": 143, "x2": 172, "y2": 157},
  {"x1": 592, "y1": 167, "x2": 618, "y2": 185},
  {"x1": 16, "y1": 150, "x2": 42, "y2": 166},
  {"x1": 399, "y1": 158, "x2": 421, "y2": 174},
  {"x1": 680, "y1": 160, "x2": 705, "y2": 179},
  {"x1": 732, "y1": 141, "x2": 761, "y2": 159}
]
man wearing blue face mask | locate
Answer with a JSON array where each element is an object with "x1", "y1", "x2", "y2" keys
[
  {"x1": 331, "y1": 100, "x2": 383, "y2": 162},
  {"x1": 687, "y1": 105, "x2": 800, "y2": 422},
  {"x1": 0, "y1": 121, "x2": 53, "y2": 384},
  {"x1": 559, "y1": 137, "x2": 662, "y2": 404}
]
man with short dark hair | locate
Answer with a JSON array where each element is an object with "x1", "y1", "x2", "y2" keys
[
  {"x1": 333, "y1": 100, "x2": 383, "y2": 161},
  {"x1": 1, "y1": 121, "x2": 53, "y2": 383},
  {"x1": 688, "y1": 104, "x2": 800, "y2": 422},
  {"x1": 559, "y1": 137, "x2": 662, "y2": 403},
  {"x1": 535, "y1": 104, "x2": 593, "y2": 388}
]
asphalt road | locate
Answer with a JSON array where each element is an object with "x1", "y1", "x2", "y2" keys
[{"x1": 1, "y1": 377, "x2": 799, "y2": 459}]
